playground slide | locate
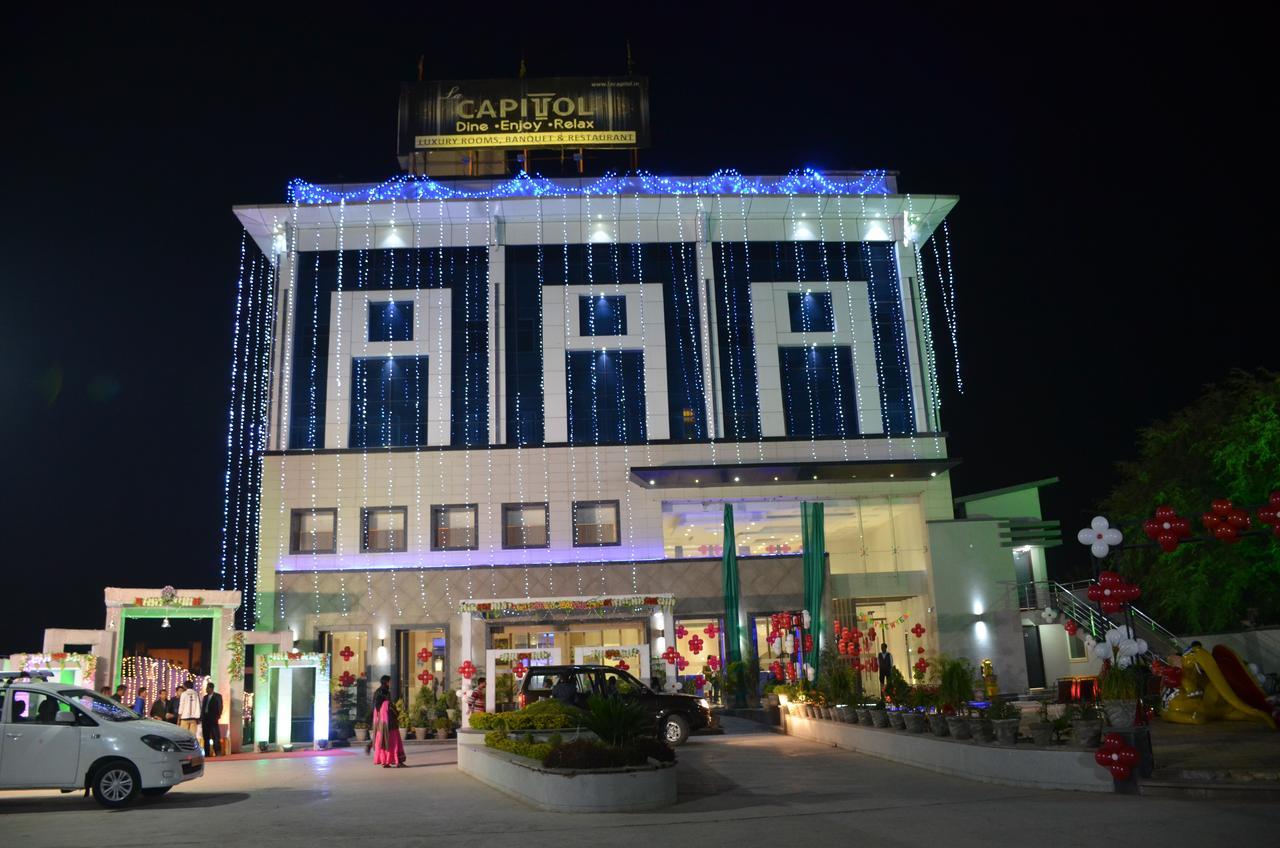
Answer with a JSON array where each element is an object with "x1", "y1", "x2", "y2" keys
[
  {"x1": 1212, "y1": 645, "x2": 1273, "y2": 717},
  {"x1": 1164, "y1": 645, "x2": 1276, "y2": 730}
]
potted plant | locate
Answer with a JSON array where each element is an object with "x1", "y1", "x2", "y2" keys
[
  {"x1": 988, "y1": 699, "x2": 1020, "y2": 746},
  {"x1": 725, "y1": 660, "x2": 751, "y2": 709},
  {"x1": 869, "y1": 699, "x2": 889, "y2": 728},
  {"x1": 257, "y1": 741, "x2": 270, "y2": 753},
  {"x1": 888, "y1": 706, "x2": 907, "y2": 730},
  {"x1": 967, "y1": 706, "x2": 993, "y2": 743},
  {"x1": 433, "y1": 715, "x2": 454, "y2": 739},
  {"x1": 412, "y1": 684, "x2": 436, "y2": 741},
  {"x1": 394, "y1": 698, "x2": 411, "y2": 742},
  {"x1": 1069, "y1": 702, "x2": 1104, "y2": 748},
  {"x1": 935, "y1": 656, "x2": 976, "y2": 740},
  {"x1": 1098, "y1": 661, "x2": 1140, "y2": 729},
  {"x1": 441, "y1": 687, "x2": 461, "y2": 723},
  {"x1": 353, "y1": 718, "x2": 370, "y2": 742},
  {"x1": 901, "y1": 687, "x2": 928, "y2": 733},
  {"x1": 1029, "y1": 702, "x2": 1055, "y2": 746}
]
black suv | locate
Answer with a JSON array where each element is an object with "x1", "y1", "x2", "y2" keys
[{"x1": 518, "y1": 664, "x2": 715, "y2": 746}]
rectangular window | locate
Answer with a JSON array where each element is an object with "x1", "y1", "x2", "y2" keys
[
  {"x1": 349, "y1": 355, "x2": 429, "y2": 448},
  {"x1": 1067, "y1": 633, "x2": 1087, "y2": 661},
  {"x1": 578, "y1": 294, "x2": 627, "y2": 336},
  {"x1": 778, "y1": 345, "x2": 859, "y2": 438},
  {"x1": 362, "y1": 507, "x2": 407, "y2": 553},
  {"x1": 566, "y1": 350, "x2": 646, "y2": 444},
  {"x1": 573, "y1": 500, "x2": 620, "y2": 547},
  {"x1": 290, "y1": 508, "x2": 337, "y2": 554},
  {"x1": 369, "y1": 300, "x2": 413, "y2": 342},
  {"x1": 787, "y1": 291, "x2": 835, "y2": 332},
  {"x1": 432, "y1": 504, "x2": 478, "y2": 551},
  {"x1": 502, "y1": 503, "x2": 549, "y2": 549}
]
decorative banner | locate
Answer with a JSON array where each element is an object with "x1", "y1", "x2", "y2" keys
[
  {"x1": 133, "y1": 596, "x2": 204, "y2": 608},
  {"x1": 398, "y1": 76, "x2": 650, "y2": 153},
  {"x1": 459, "y1": 595, "x2": 674, "y2": 618}
]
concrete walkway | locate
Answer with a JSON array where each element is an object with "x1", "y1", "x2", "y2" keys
[{"x1": 2, "y1": 718, "x2": 1275, "y2": 846}]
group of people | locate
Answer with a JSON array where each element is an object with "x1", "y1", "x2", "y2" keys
[{"x1": 102, "y1": 680, "x2": 223, "y2": 757}]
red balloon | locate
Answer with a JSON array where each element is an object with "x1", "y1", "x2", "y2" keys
[
  {"x1": 1156, "y1": 533, "x2": 1179, "y2": 553},
  {"x1": 1211, "y1": 498, "x2": 1233, "y2": 515},
  {"x1": 1270, "y1": 491, "x2": 1280, "y2": 509},
  {"x1": 1214, "y1": 524, "x2": 1240, "y2": 543},
  {"x1": 1155, "y1": 505, "x2": 1177, "y2": 521},
  {"x1": 1101, "y1": 600, "x2": 1123, "y2": 614},
  {"x1": 1143, "y1": 519, "x2": 1161, "y2": 540},
  {"x1": 1202, "y1": 512, "x2": 1221, "y2": 529},
  {"x1": 1227, "y1": 509, "x2": 1250, "y2": 529},
  {"x1": 1170, "y1": 517, "x2": 1191, "y2": 537},
  {"x1": 1098, "y1": 571, "x2": 1122, "y2": 586}
]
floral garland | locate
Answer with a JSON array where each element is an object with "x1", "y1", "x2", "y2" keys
[
  {"x1": 460, "y1": 595, "x2": 674, "y2": 618},
  {"x1": 258, "y1": 652, "x2": 331, "y2": 680},
  {"x1": 227, "y1": 633, "x2": 246, "y2": 682},
  {"x1": 20, "y1": 652, "x2": 97, "y2": 682}
]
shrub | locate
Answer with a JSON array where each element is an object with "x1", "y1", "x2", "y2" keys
[
  {"x1": 987, "y1": 699, "x2": 1020, "y2": 721},
  {"x1": 542, "y1": 739, "x2": 644, "y2": 769},
  {"x1": 934, "y1": 656, "x2": 978, "y2": 713},
  {"x1": 630, "y1": 736, "x2": 676, "y2": 764},
  {"x1": 470, "y1": 698, "x2": 584, "y2": 732},
  {"x1": 581, "y1": 695, "x2": 648, "y2": 747},
  {"x1": 484, "y1": 729, "x2": 553, "y2": 761}
]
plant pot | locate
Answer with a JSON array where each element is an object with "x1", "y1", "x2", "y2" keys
[
  {"x1": 414, "y1": 726, "x2": 429, "y2": 740},
  {"x1": 903, "y1": 712, "x2": 927, "y2": 733},
  {"x1": 765, "y1": 693, "x2": 780, "y2": 707},
  {"x1": 1102, "y1": 699, "x2": 1138, "y2": 730},
  {"x1": 889, "y1": 710, "x2": 907, "y2": 730},
  {"x1": 822, "y1": 707, "x2": 833, "y2": 720},
  {"x1": 945, "y1": 715, "x2": 972, "y2": 739},
  {"x1": 927, "y1": 713, "x2": 950, "y2": 737},
  {"x1": 257, "y1": 741, "x2": 270, "y2": 753},
  {"x1": 396, "y1": 728, "x2": 406, "y2": 743},
  {"x1": 967, "y1": 717, "x2": 992, "y2": 743},
  {"x1": 991, "y1": 718, "x2": 1020, "y2": 747},
  {"x1": 1029, "y1": 721, "x2": 1054, "y2": 746},
  {"x1": 1072, "y1": 719, "x2": 1103, "y2": 748},
  {"x1": 870, "y1": 708, "x2": 890, "y2": 728},
  {"x1": 316, "y1": 739, "x2": 329, "y2": 750},
  {"x1": 856, "y1": 708, "x2": 872, "y2": 725},
  {"x1": 353, "y1": 728, "x2": 368, "y2": 742}
]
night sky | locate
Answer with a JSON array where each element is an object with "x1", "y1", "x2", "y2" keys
[{"x1": 2, "y1": 9, "x2": 1272, "y2": 652}]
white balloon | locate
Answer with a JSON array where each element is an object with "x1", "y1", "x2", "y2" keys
[
  {"x1": 1091, "y1": 541, "x2": 1111, "y2": 558},
  {"x1": 802, "y1": 610, "x2": 812, "y2": 630},
  {"x1": 1135, "y1": 639, "x2": 1148, "y2": 655},
  {"x1": 1078, "y1": 528, "x2": 1097, "y2": 546},
  {"x1": 1091, "y1": 516, "x2": 1110, "y2": 532},
  {"x1": 1083, "y1": 637, "x2": 1098, "y2": 653},
  {"x1": 1118, "y1": 639, "x2": 1140, "y2": 657},
  {"x1": 1094, "y1": 642, "x2": 1112, "y2": 660},
  {"x1": 1117, "y1": 655, "x2": 1134, "y2": 669},
  {"x1": 1103, "y1": 528, "x2": 1124, "y2": 546},
  {"x1": 1106, "y1": 626, "x2": 1131, "y2": 647}
]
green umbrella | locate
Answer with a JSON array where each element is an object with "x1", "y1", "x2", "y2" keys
[
  {"x1": 802, "y1": 501, "x2": 826, "y2": 680},
  {"x1": 722, "y1": 502, "x2": 743, "y2": 667}
]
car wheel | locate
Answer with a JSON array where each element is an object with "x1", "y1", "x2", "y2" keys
[
  {"x1": 663, "y1": 714, "x2": 690, "y2": 746},
  {"x1": 142, "y1": 787, "x2": 172, "y2": 798},
  {"x1": 91, "y1": 761, "x2": 141, "y2": 808}
]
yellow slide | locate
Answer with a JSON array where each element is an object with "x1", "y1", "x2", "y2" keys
[{"x1": 1164, "y1": 646, "x2": 1276, "y2": 730}]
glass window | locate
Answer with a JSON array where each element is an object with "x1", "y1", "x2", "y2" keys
[
  {"x1": 1068, "y1": 634, "x2": 1087, "y2": 661},
  {"x1": 369, "y1": 300, "x2": 413, "y2": 342},
  {"x1": 290, "y1": 508, "x2": 336, "y2": 554},
  {"x1": 502, "y1": 503, "x2": 549, "y2": 549},
  {"x1": 787, "y1": 291, "x2": 835, "y2": 332},
  {"x1": 349, "y1": 356, "x2": 429, "y2": 448},
  {"x1": 663, "y1": 264, "x2": 708, "y2": 440},
  {"x1": 432, "y1": 504, "x2": 478, "y2": 551},
  {"x1": 578, "y1": 294, "x2": 627, "y2": 336},
  {"x1": 566, "y1": 350, "x2": 646, "y2": 444},
  {"x1": 573, "y1": 500, "x2": 620, "y2": 547},
  {"x1": 778, "y1": 345, "x2": 858, "y2": 438},
  {"x1": 362, "y1": 507, "x2": 407, "y2": 553}
]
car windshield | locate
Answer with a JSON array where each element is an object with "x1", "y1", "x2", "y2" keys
[{"x1": 61, "y1": 689, "x2": 141, "y2": 722}]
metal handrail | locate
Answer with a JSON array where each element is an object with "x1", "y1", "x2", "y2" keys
[{"x1": 1006, "y1": 579, "x2": 1181, "y2": 662}]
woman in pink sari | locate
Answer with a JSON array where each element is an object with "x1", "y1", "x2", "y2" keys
[{"x1": 370, "y1": 675, "x2": 406, "y2": 768}]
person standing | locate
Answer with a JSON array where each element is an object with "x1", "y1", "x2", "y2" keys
[
  {"x1": 132, "y1": 687, "x2": 148, "y2": 715},
  {"x1": 150, "y1": 689, "x2": 169, "y2": 720},
  {"x1": 369, "y1": 675, "x2": 405, "y2": 768},
  {"x1": 201, "y1": 682, "x2": 223, "y2": 757},
  {"x1": 114, "y1": 684, "x2": 127, "y2": 703},
  {"x1": 877, "y1": 643, "x2": 895, "y2": 696},
  {"x1": 178, "y1": 681, "x2": 201, "y2": 736},
  {"x1": 467, "y1": 679, "x2": 487, "y2": 715},
  {"x1": 166, "y1": 686, "x2": 181, "y2": 724}
]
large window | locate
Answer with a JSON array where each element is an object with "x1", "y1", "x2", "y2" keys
[
  {"x1": 502, "y1": 503, "x2": 549, "y2": 549},
  {"x1": 349, "y1": 356, "x2": 429, "y2": 448},
  {"x1": 573, "y1": 500, "x2": 620, "y2": 547},
  {"x1": 432, "y1": 504, "x2": 478, "y2": 551},
  {"x1": 362, "y1": 507, "x2": 407, "y2": 553},
  {"x1": 787, "y1": 291, "x2": 835, "y2": 332},
  {"x1": 369, "y1": 300, "x2": 413, "y2": 342},
  {"x1": 566, "y1": 350, "x2": 646, "y2": 444},
  {"x1": 579, "y1": 294, "x2": 627, "y2": 335},
  {"x1": 778, "y1": 345, "x2": 858, "y2": 438},
  {"x1": 290, "y1": 508, "x2": 337, "y2": 554}
]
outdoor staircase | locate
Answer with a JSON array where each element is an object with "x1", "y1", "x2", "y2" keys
[{"x1": 1047, "y1": 580, "x2": 1182, "y2": 662}]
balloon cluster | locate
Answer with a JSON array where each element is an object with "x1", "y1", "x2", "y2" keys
[
  {"x1": 1064, "y1": 619, "x2": 1078, "y2": 637},
  {"x1": 688, "y1": 635, "x2": 704, "y2": 655},
  {"x1": 457, "y1": 660, "x2": 477, "y2": 680},
  {"x1": 512, "y1": 662, "x2": 527, "y2": 679},
  {"x1": 911, "y1": 623, "x2": 926, "y2": 639},
  {"x1": 1150, "y1": 658, "x2": 1182, "y2": 690},
  {"x1": 913, "y1": 657, "x2": 929, "y2": 676},
  {"x1": 1093, "y1": 626, "x2": 1148, "y2": 668},
  {"x1": 675, "y1": 625, "x2": 688, "y2": 639},
  {"x1": 1202, "y1": 498, "x2": 1253, "y2": 544},
  {"x1": 834, "y1": 620, "x2": 861, "y2": 656},
  {"x1": 1077, "y1": 516, "x2": 1123, "y2": 558},
  {"x1": 706, "y1": 655, "x2": 721, "y2": 672},
  {"x1": 693, "y1": 674, "x2": 707, "y2": 689},
  {"x1": 1143, "y1": 505, "x2": 1192, "y2": 553},
  {"x1": 703, "y1": 622, "x2": 720, "y2": 639},
  {"x1": 1255, "y1": 492, "x2": 1280, "y2": 538},
  {"x1": 1087, "y1": 571, "x2": 1141, "y2": 614},
  {"x1": 1095, "y1": 733, "x2": 1139, "y2": 780}
]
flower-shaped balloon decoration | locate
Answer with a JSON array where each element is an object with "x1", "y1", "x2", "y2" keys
[
  {"x1": 1078, "y1": 516, "x2": 1123, "y2": 558},
  {"x1": 913, "y1": 657, "x2": 929, "y2": 677},
  {"x1": 1094, "y1": 626, "x2": 1148, "y2": 668},
  {"x1": 512, "y1": 662, "x2": 527, "y2": 679},
  {"x1": 340, "y1": 646, "x2": 355, "y2": 662},
  {"x1": 1202, "y1": 498, "x2": 1251, "y2": 544},
  {"x1": 457, "y1": 660, "x2": 477, "y2": 680},
  {"x1": 1040, "y1": 607, "x2": 1058, "y2": 623},
  {"x1": 693, "y1": 674, "x2": 707, "y2": 689},
  {"x1": 1142, "y1": 505, "x2": 1192, "y2": 553},
  {"x1": 416, "y1": 670, "x2": 434, "y2": 685},
  {"x1": 770, "y1": 660, "x2": 784, "y2": 679},
  {"x1": 662, "y1": 646, "x2": 681, "y2": 665},
  {"x1": 706, "y1": 655, "x2": 721, "y2": 672},
  {"x1": 866, "y1": 627, "x2": 877, "y2": 642},
  {"x1": 911, "y1": 623, "x2": 926, "y2": 639},
  {"x1": 616, "y1": 660, "x2": 629, "y2": 672},
  {"x1": 703, "y1": 622, "x2": 719, "y2": 639},
  {"x1": 1064, "y1": 619, "x2": 1078, "y2": 637},
  {"x1": 688, "y1": 635, "x2": 704, "y2": 655},
  {"x1": 1087, "y1": 571, "x2": 1141, "y2": 614},
  {"x1": 339, "y1": 670, "x2": 357, "y2": 687},
  {"x1": 803, "y1": 634, "x2": 814, "y2": 652},
  {"x1": 1095, "y1": 733, "x2": 1139, "y2": 780},
  {"x1": 675, "y1": 625, "x2": 688, "y2": 640},
  {"x1": 1256, "y1": 491, "x2": 1280, "y2": 538},
  {"x1": 852, "y1": 658, "x2": 864, "y2": 672},
  {"x1": 917, "y1": 646, "x2": 925, "y2": 654}
]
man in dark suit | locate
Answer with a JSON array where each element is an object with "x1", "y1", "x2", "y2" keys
[{"x1": 200, "y1": 682, "x2": 224, "y2": 757}]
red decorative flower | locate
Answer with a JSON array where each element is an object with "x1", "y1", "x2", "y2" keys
[
  {"x1": 1088, "y1": 571, "x2": 1141, "y2": 614},
  {"x1": 50, "y1": 652, "x2": 67, "y2": 661},
  {"x1": 1095, "y1": 733, "x2": 1139, "y2": 780},
  {"x1": 1143, "y1": 505, "x2": 1193, "y2": 553},
  {"x1": 703, "y1": 622, "x2": 719, "y2": 639},
  {"x1": 416, "y1": 647, "x2": 433, "y2": 663},
  {"x1": 706, "y1": 655, "x2": 721, "y2": 672},
  {"x1": 339, "y1": 671, "x2": 356, "y2": 687},
  {"x1": 803, "y1": 634, "x2": 813, "y2": 652},
  {"x1": 458, "y1": 660, "x2": 477, "y2": 680},
  {"x1": 1202, "y1": 498, "x2": 1251, "y2": 544},
  {"x1": 616, "y1": 660, "x2": 629, "y2": 672},
  {"x1": 914, "y1": 657, "x2": 929, "y2": 675},
  {"x1": 416, "y1": 670, "x2": 434, "y2": 685},
  {"x1": 866, "y1": 628, "x2": 877, "y2": 641},
  {"x1": 917, "y1": 646, "x2": 925, "y2": 654},
  {"x1": 662, "y1": 646, "x2": 681, "y2": 665},
  {"x1": 1064, "y1": 619, "x2": 1078, "y2": 636},
  {"x1": 339, "y1": 646, "x2": 355, "y2": 662},
  {"x1": 852, "y1": 659, "x2": 864, "y2": 672},
  {"x1": 1257, "y1": 492, "x2": 1280, "y2": 538},
  {"x1": 512, "y1": 662, "x2": 527, "y2": 679},
  {"x1": 694, "y1": 674, "x2": 707, "y2": 689},
  {"x1": 911, "y1": 623, "x2": 926, "y2": 639},
  {"x1": 675, "y1": 625, "x2": 688, "y2": 639},
  {"x1": 688, "y1": 635, "x2": 704, "y2": 655},
  {"x1": 676, "y1": 656, "x2": 689, "y2": 671}
]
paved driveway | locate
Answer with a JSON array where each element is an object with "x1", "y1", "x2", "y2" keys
[{"x1": 1, "y1": 719, "x2": 1275, "y2": 846}]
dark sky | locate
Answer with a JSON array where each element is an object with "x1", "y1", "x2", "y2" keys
[{"x1": 2, "y1": 9, "x2": 1273, "y2": 652}]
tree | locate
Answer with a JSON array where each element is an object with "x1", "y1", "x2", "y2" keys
[{"x1": 1102, "y1": 370, "x2": 1280, "y2": 633}]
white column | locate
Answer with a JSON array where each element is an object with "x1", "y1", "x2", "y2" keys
[{"x1": 275, "y1": 667, "x2": 293, "y2": 747}]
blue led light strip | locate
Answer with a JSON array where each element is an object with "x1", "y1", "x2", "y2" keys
[{"x1": 287, "y1": 168, "x2": 890, "y2": 205}]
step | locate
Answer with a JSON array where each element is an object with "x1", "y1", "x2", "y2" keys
[{"x1": 1140, "y1": 779, "x2": 1280, "y2": 800}]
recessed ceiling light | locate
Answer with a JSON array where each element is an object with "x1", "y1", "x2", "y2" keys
[
  {"x1": 773, "y1": 476, "x2": 779, "y2": 481},
  {"x1": 813, "y1": 475, "x2": 818, "y2": 480},
  {"x1": 930, "y1": 471, "x2": 937, "y2": 477},
  {"x1": 733, "y1": 476, "x2": 740, "y2": 482},
  {"x1": 889, "y1": 473, "x2": 895, "y2": 478}
]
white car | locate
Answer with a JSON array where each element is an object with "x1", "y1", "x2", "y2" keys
[{"x1": 0, "y1": 673, "x2": 204, "y2": 807}]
